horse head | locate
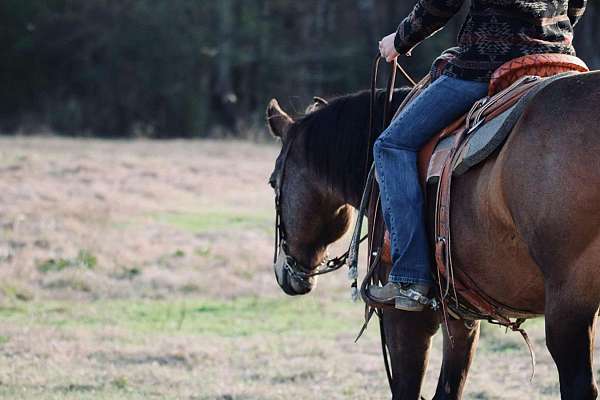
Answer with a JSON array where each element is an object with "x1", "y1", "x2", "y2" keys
[{"x1": 266, "y1": 98, "x2": 353, "y2": 296}]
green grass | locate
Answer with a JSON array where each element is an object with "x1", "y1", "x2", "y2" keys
[
  {"x1": 0, "y1": 296, "x2": 551, "y2": 400},
  {"x1": 155, "y1": 210, "x2": 272, "y2": 234},
  {"x1": 0, "y1": 296, "x2": 364, "y2": 338},
  {"x1": 37, "y1": 249, "x2": 97, "y2": 273},
  {"x1": 0, "y1": 283, "x2": 33, "y2": 301},
  {"x1": 0, "y1": 296, "x2": 543, "y2": 343}
]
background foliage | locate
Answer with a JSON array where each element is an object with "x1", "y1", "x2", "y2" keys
[{"x1": 1, "y1": 0, "x2": 599, "y2": 138}]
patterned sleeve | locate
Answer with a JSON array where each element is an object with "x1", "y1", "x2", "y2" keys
[
  {"x1": 568, "y1": 0, "x2": 587, "y2": 27},
  {"x1": 394, "y1": 0, "x2": 466, "y2": 55}
]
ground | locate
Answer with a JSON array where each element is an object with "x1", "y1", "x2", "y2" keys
[{"x1": 0, "y1": 136, "x2": 596, "y2": 399}]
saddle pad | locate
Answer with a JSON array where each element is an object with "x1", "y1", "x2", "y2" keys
[{"x1": 452, "y1": 103, "x2": 518, "y2": 175}]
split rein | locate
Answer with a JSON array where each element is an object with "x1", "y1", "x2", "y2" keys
[{"x1": 272, "y1": 55, "x2": 416, "y2": 298}]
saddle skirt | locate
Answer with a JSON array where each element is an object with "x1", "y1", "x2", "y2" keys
[{"x1": 378, "y1": 53, "x2": 589, "y2": 325}]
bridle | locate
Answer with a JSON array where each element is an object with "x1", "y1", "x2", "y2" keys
[
  {"x1": 270, "y1": 56, "x2": 412, "y2": 292},
  {"x1": 271, "y1": 130, "x2": 365, "y2": 291}
]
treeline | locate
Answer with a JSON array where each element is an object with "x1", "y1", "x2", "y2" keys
[{"x1": 1, "y1": 1, "x2": 599, "y2": 138}]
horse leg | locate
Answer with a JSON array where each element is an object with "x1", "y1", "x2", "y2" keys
[
  {"x1": 432, "y1": 320, "x2": 480, "y2": 400},
  {"x1": 382, "y1": 308, "x2": 439, "y2": 400},
  {"x1": 545, "y1": 279, "x2": 599, "y2": 400}
]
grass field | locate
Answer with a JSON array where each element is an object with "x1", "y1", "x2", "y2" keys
[{"x1": 0, "y1": 136, "x2": 597, "y2": 399}]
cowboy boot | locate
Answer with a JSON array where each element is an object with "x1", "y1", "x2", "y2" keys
[{"x1": 368, "y1": 282, "x2": 432, "y2": 311}]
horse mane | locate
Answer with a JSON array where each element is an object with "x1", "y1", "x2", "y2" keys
[{"x1": 294, "y1": 88, "x2": 410, "y2": 201}]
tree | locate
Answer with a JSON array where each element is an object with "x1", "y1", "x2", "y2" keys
[{"x1": 0, "y1": 0, "x2": 598, "y2": 137}]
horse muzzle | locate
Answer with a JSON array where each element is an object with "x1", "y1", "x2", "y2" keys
[{"x1": 274, "y1": 247, "x2": 317, "y2": 296}]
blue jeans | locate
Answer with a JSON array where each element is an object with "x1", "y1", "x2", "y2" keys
[{"x1": 373, "y1": 75, "x2": 488, "y2": 285}]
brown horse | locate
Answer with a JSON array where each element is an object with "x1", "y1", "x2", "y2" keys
[{"x1": 267, "y1": 71, "x2": 600, "y2": 400}]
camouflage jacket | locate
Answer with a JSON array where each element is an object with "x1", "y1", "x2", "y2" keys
[{"x1": 395, "y1": 0, "x2": 588, "y2": 82}]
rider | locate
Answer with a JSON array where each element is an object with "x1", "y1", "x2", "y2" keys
[{"x1": 369, "y1": 0, "x2": 587, "y2": 311}]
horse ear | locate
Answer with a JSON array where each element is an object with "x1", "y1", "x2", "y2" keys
[
  {"x1": 313, "y1": 96, "x2": 328, "y2": 106},
  {"x1": 305, "y1": 96, "x2": 329, "y2": 114},
  {"x1": 266, "y1": 99, "x2": 293, "y2": 140}
]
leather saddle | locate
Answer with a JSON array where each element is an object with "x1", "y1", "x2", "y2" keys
[{"x1": 378, "y1": 53, "x2": 589, "y2": 325}]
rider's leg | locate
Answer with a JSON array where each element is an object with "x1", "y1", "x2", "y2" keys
[{"x1": 371, "y1": 75, "x2": 488, "y2": 310}]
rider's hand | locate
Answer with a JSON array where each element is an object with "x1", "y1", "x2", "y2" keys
[{"x1": 379, "y1": 32, "x2": 400, "y2": 63}]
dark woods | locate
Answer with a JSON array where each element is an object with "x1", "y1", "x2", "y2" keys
[{"x1": 2, "y1": 1, "x2": 599, "y2": 138}]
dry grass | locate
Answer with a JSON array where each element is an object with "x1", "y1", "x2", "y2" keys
[
  {"x1": 0, "y1": 136, "x2": 275, "y2": 301},
  {"x1": 0, "y1": 136, "x2": 596, "y2": 399}
]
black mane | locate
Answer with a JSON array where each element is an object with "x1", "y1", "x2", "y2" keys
[{"x1": 293, "y1": 88, "x2": 410, "y2": 203}]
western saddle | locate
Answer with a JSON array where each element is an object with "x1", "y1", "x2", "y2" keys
[{"x1": 373, "y1": 53, "x2": 589, "y2": 327}]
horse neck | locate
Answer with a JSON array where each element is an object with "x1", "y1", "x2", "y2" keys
[
  {"x1": 298, "y1": 88, "x2": 409, "y2": 208},
  {"x1": 299, "y1": 134, "x2": 369, "y2": 210},
  {"x1": 308, "y1": 89, "x2": 409, "y2": 209}
]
